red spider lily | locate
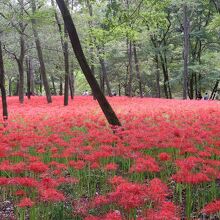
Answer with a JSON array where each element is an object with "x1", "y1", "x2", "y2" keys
[
  {"x1": 158, "y1": 152, "x2": 171, "y2": 161},
  {"x1": 108, "y1": 176, "x2": 127, "y2": 185},
  {"x1": 15, "y1": 190, "x2": 26, "y2": 196},
  {"x1": 105, "y1": 162, "x2": 118, "y2": 171},
  {"x1": 202, "y1": 200, "x2": 220, "y2": 214},
  {"x1": 147, "y1": 178, "x2": 168, "y2": 203},
  {"x1": 108, "y1": 182, "x2": 148, "y2": 210},
  {"x1": 17, "y1": 197, "x2": 34, "y2": 208},
  {"x1": 40, "y1": 188, "x2": 65, "y2": 202},
  {"x1": 69, "y1": 160, "x2": 85, "y2": 170},
  {"x1": 28, "y1": 161, "x2": 49, "y2": 173},
  {"x1": 146, "y1": 201, "x2": 180, "y2": 220},
  {"x1": 129, "y1": 156, "x2": 160, "y2": 173}
]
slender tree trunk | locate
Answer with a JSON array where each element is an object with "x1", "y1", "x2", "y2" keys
[
  {"x1": 69, "y1": 62, "x2": 74, "y2": 99},
  {"x1": 183, "y1": 4, "x2": 190, "y2": 100},
  {"x1": 51, "y1": 0, "x2": 69, "y2": 105},
  {"x1": 8, "y1": 78, "x2": 12, "y2": 97},
  {"x1": 31, "y1": 0, "x2": 52, "y2": 103},
  {"x1": 155, "y1": 54, "x2": 161, "y2": 98},
  {"x1": 26, "y1": 57, "x2": 31, "y2": 99},
  {"x1": 98, "y1": 46, "x2": 112, "y2": 97},
  {"x1": 127, "y1": 40, "x2": 133, "y2": 97},
  {"x1": 56, "y1": 0, "x2": 121, "y2": 126},
  {"x1": 63, "y1": 25, "x2": 69, "y2": 106},
  {"x1": 100, "y1": 68, "x2": 105, "y2": 94},
  {"x1": 210, "y1": 80, "x2": 219, "y2": 100},
  {"x1": 118, "y1": 83, "x2": 121, "y2": 96},
  {"x1": 17, "y1": 59, "x2": 24, "y2": 103},
  {"x1": 159, "y1": 53, "x2": 169, "y2": 98},
  {"x1": 51, "y1": 76, "x2": 57, "y2": 95},
  {"x1": 133, "y1": 42, "x2": 143, "y2": 98},
  {"x1": 194, "y1": 73, "x2": 197, "y2": 99},
  {"x1": 29, "y1": 57, "x2": 34, "y2": 95},
  {"x1": 59, "y1": 76, "x2": 63, "y2": 95},
  {"x1": 86, "y1": 0, "x2": 96, "y2": 99},
  {"x1": 0, "y1": 41, "x2": 8, "y2": 120},
  {"x1": 189, "y1": 73, "x2": 194, "y2": 99},
  {"x1": 15, "y1": 77, "x2": 19, "y2": 96}
]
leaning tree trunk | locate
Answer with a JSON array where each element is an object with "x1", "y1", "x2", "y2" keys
[
  {"x1": 31, "y1": 0, "x2": 52, "y2": 103},
  {"x1": 0, "y1": 41, "x2": 8, "y2": 120},
  {"x1": 56, "y1": 0, "x2": 121, "y2": 126},
  {"x1": 183, "y1": 4, "x2": 190, "y2": 100}
]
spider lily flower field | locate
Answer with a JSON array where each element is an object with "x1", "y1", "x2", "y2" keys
[{"x1": 0, "y1": 96, "x2": 220, "y2": 219}]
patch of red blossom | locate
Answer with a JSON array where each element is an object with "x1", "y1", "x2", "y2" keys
[
  {"x1": 145, "y1": 201, "x2": 180, "y2": 220},
  {"x1": 202, "y1": 200, "x2": 220, "y2": 214},
  {"x1": 40, "y1": 188, "x2": 65, "y2": 202},
  {"x1": 17, "y1": 197, "x2": 34, "y2": 208}
]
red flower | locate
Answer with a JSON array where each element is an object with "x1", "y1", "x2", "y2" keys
[
  {"x1": 105, "y1": 163, "x2": 118, "y2": 171},
  {"x1": 40, "y1": 188, "x2": 65, "y2": 202},
  {"x1": 202, "y1": 200, "x2": 220, "y2": 214},
  {"x1": 17, "y1": 197, "x2": 34, "y2": 208},
  {"x1": 158, "y1": 152, "x2": 170, "y2": 161}
]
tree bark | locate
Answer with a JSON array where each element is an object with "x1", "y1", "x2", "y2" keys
[
  {"x1": 56, "y1": 0, "x2": 121, "y2": 126},
  {"x1": 31, "y1": 0, "x2": 52, "y2": 103},
  {"x1": 63, "y1": 25, "x2": 69, "y2": 106},
  {"x1": 133, "y1": 42, "x2": 143, "y2": 98},
  {"x1": 59, "y1": 76, "x2": 63, "y2": 95},
  {"x1": 98, "y1": 46, "x2": 112, "y2": 97},
  {"x1": 86, "y1": 0, "x2": 96, "y2": 100},
  {"x1": 51, "y1": 76, "x2": 57, "y2": 95},
  {"x1": 51, "y1": 0, "x2": 69, "y2": 105},
  {"x1": 155, "y1": 54, "x2": 161, "y2": 98},
  {"x1": 127, "y1": 39, "x2": 133, "y2": 97},
  {"x1": 183, "y1": 4, "x2": 190, "y2": 100},
  {"x1": 26, "y1": 57, "x2": 31, "y2": 99},
  {"x1": 0, "y1": 41, "x2": 8, "y2": 120}
]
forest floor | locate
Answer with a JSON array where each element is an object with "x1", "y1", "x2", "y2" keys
[{"x1": 0, "y1": 96, "x2": 220, "y2": 220}]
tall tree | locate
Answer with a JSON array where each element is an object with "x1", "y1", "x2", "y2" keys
[
  {"x1": 30, "y1": 0, "x2": 52, "y2": 103},
  {"x1": 0, "y1": 40, "x2": 8, "y2": 121},
  {"x1": 56, "y1": 0, "x2": 121, "y2": 126},
  {"x1": 183, "y1": 3, "x2": 190, "y2": 99}
]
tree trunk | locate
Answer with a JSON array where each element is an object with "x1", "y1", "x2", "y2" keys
[
  {"x1": 69, "y1": 62, "x2": 74, "y2": 99},
  {"x1": 183, "y1": 4, "x2": 190, "y2": 100},
  {"x1": 86, "y1": 0, "x2": 96, "y2": 100},
  {"x1": 17, "y1": 59, "x2": 24, "y2": 103},
  {"x1": 63, "y1": 25, "x2": 69, "y2": 106},
  {"x1": 8, "y1": 78, "x2": 12, "y2": 97},
  {"x1": 0, "y1": 41, "x2": 8, "y2": 120},
  {"x1": 51, "y1": 0, "x2": 69, "y2": 105},
  {"x1": 133, "y1": 42, "x2": 143, "y2": 98},
  {"x1": 29, "y1": 57, "x2": 34, "y2": 95},
  {"x1": 127, "y1": 40, "x2": 133, "y2": 97},
  {"x1": 59, "y1": 76, "x2": 63, "y2": 95},
  {"x1": 31, "y1": 0, "x2": 52, "y2": 103},
  {"x1": 98, "y1": 46, "x2": 112, "y2": 97},
  {"x1": 51, "y1": 76, "x2": 57, "y2": 95},
  {"x1": 26, "y1": 57, "x2": 31, "y2": 99},
  {"x1": 155, "y1": 54, "x2": 161, "y2": 98},
  {"x1": 56, "y1": 0, "x2": 121, "y2": 126},
  {"x1": 188, "y1": 73, "x2": 194, "y2": 99}
]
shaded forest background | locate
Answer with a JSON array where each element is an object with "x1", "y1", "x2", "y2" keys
[{"x1": 1, "y1": 0, "x2": 220, "y2": 102}]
